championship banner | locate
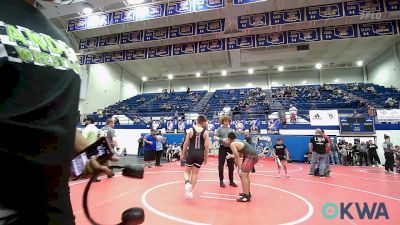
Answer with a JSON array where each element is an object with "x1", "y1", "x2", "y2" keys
[
  {"x1": 120, "y1": 31, "x2": 143, "y2": 44},
  {"x1": 79, "y1": 37, "x2": 98, "y2": 50},
  {"x1": 125, "y1": 48, "x2": 147, "y2": 61},
  {"x1": 197, "y1": 19, "x2": 225, "y2": 35},
  {"x1": 144, "y1": 27, "x2": 169, "y2": 41},
  {"x1": 148, "y1": 46, "x2": 171, "y2": 58},
  {"x1": 376, "y1": 109, "x2": 400, "y2": 122},
  {"x1": 134, "y1": 3, "x2": 166, "y2": 21},
  {"x1": 170, "y1": 23, "x2": 196, "y2": 38},
  {"x1": 78, "y1": 55, "x2": 85, "y2": 65},
  {"x1": 288, "y1": 28, "x2": 321, "y2": 44},
  {"x1": 385, "y1": 0, "x2": 400, "y2": 11},
  {"x1": 233, "y1": 0, "x2": 263, "y2": 5},
  {"x1": 344, "y1": 0, "x2": 384, "y2": 16},
  {"x1": 166, "y1": 0, "x2": 193, "y2": 16},
  {"x1": 173, "y1": 42, "x2": 198, "y2": 55},
  {"x1": 112, "y1": 8, "x2": 136, "y2": 24},
  {"x1": 309, "y1": 110, "x2": 339, "y2": 126},
  {"x1": 68, "y1": 13, "x2": 111, "y2": 32},
  {"x1": 359, "y1": 21, "x2": 398, "y2": 37},
  {"x1": 207, "y1": 120, "x2": 216, "y2": 132},
  {"x1": 306, "y1": 3, "x2": 343, "y2": 21},
  {"x1": 248, "y1": 119, "x2": 261, "y2": 134},
  {"x1": 235, "y1": 120, "x2": 245, "y2": 133},
  {"x1": 267, "y1": 119, "x2": 282, "y2": 134},
  {"x1": 177, "y1": 120, "x2": 186, "y2": 133},
  {"x1": 98, "y1": 34, "x2": 120, "y2": 47},
  {"x1": 199, "y1": 39, "x2": 226, "y2": 52},
  {"x1": 195, "y1": 0, "x2": 225, "y2": 11},
  {"x1": 270, "y1": 8, "x2": 305, "y2": 25},
  {"x1": 256, "y1": 32, "x2": 287, "y2": 47},
  {"x1": 166, "y1": 120, "x2": 176, "y2": 133},
  {"x1": 85, "y1": 53, "x2": 104, "y2": 64},
  {"x1": 227, "y1": 36, "x2": 255, "y2": 50},
  {"x1": 322, "y1": 25, "x2": 359, "y2": 40},
  {"x1": 104, "y1": 51, "x2": 124, "y2": 62},
  {"x1": 151, "y1": 120, "x2": 161, "y2": 131},
  {"x1": 237, "y1": 13, "x2": 269, "y2": 30}
]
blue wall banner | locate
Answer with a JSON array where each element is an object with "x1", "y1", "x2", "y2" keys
[
  {"x1": 173, "y1": 42, "x2": 198, "y2": 55},
  {"x1": 198, "y1": 39, "x2": 226, "y2": 52},
  {"x1": 125, "y1": 49, "x2": 147, "y2": 61},
  {"x1": 170, "y1": 23, "x2": 196, "y2": 38},
  {"x1": 79, "y1": 37, "x2": 99, "y2": 50},
  {"x1": 233, "y1": 0, "x2": 263, "y2": 5},
  {"x1": 166, "y1": 0, "x2": 193, "y2": 16},
  {"x1": 144, "y1": 27, "x2": 169, "y2": 41},
  {"x1": 85, "y1": 53, "x2": 104, "y2": 64},
  {"x1": 344, "y1": 0, "x2": 384, "y2": 16},
  {"x1": 227, "y1": 36, "x2": 255, "y2": 49},
  {"x1": 135, "y1": 3, "x2": 166, "y2": 21},
  {"x1": 195, "y1": 0, "x2": 225, "y2": 11},
  {"x1": 237, "y1": 13, "x2": 269, "y2": 30},
  {"x1": 322, "y1": 25, "x2": 359, "y2": 40},
  {"x1": 120, "y1": 31, "x2": 143, "y2": 44},
  {"x1": 359, "y1": 21, "x2": 398, "y2": 37},
  {"x1": 385, "y1": 0, "x2": 400, "y2": 11},
  {"x1": 271, "y1": 8, "x2": 305, "y2": 25},
  {"x1": 78, "y1": 55, "x2": 85, "y2": 65},
  {"x1": 288, "y1": 28, "x2": 321, "y2": 44},
  {"x1": 98, "y1": 34, "x2": 120, "y2": 47},
  {"x1": 111, "y1": 9, "x2": 136, "y2": 24},
  {"x1": 256, "y1": 32, "x2": 287, "y2": 46},
  {"x1": 68, "y1": 13, "x2": 112, "y2": 32},
  {"x1": 148, "y1": 46, "x2": 172, "y2": 58},
  {"x1": 306, "y1": 3, "x2": 343, "y2": 20},
  {"x1": 104, "y1": 51, "x2": 124, "y2": 62},
  {"x1": 197, "y1": 19, "x2": 225, "y2": 34}
]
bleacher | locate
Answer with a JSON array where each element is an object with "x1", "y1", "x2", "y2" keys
[{"x1": 85, "y1": 83, "x2": 399, "y2": 124}]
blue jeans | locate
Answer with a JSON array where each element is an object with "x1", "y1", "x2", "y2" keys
[
  {"x1": 309, "y1": 152, "x2": 328, "y2": 176},
  {"x1": 329, "y1": 151, "x2": 340, "y2": 165}
]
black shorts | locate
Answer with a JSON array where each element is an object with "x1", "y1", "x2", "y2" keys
[
  {"x1": 185, "y1": 150, "x2": 204, "y2": 168},
  {"x1": 277, "y1": 156, "x2": 287, "y2": 161},
  {"x1": 144, "y1": 150, "x2": 156, "y2": 161}
]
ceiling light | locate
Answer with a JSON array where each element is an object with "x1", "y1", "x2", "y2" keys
[
  {"x1": 225, "y1": 84, "x2": 230, "y2": 88},
  {"x1": 334, "y1": 79, "x2": 340, "y2": 83},
  {"x1": 315, "y1": 63, "x2": 322, "y2": 70},
  {"x1": 278, "y1": 66, "x2": 284, "y2": 72},
  {"x1": 247, "y1": 83, "x2": 253, "y2": 87},
  {"x1": 271, "y1": 82, "x2": 278, "y2": 86},
  {"x1": 142, "y1": 76, "x2": 148, "y2": 81},
  {"x1": 248, "y1": 68, "x2": 254, "y2": 74},
  {"x1": 167, "y1": 74, "x2": 173, "y2": 80},
  {"x1": 302, "y1": 80, "x2": 308, "y2": 84},
  {"x1": 82, "y1": 7, "x2": 93, "y2": 15},
  {"x1": 196, "y1": 72, "x2": 201, "y2": 78},
  {"x1": 180, "y1": 87, "x2": 185, "y2": 91},
  {"x1": 356, "y1": 61, "x2": 363, "y2": 66},
  {"x1": 203, "y1": 85, "x2": 208, "y2": 90},
  {"x1": 221, "y1": 70, "x2": 227, "y2": 76},
  {"x1": 158, "y1": 88, "x2": 162, "y2": 92},
  {"x1": 127, "y1": 0, "x2": 145, "y2": 5}
]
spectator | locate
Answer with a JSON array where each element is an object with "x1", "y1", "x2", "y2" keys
[
  {"x1": 395, "y1": 145, "x2": 400, "y2": 173},
  {"x1": 357, "y1": 141, "x2": 369, "y2": 166},
  {"x1": 367, "y1": 140, "x2": 381, "y2": 167},
  {"x1": 329, "y1": 140, "x2": 340, "y2": 165},
  {"x1": 187, "y1": 86, "x2": 191, "y2": 93},
  {"x1": 289, "y1": 104, "x2": 298, "y2": 123},
  {"x1": 383, "y1": 135, "x2": 395, "y2": 173},
  {"x1": 384, "y1": 98, "x2": 396, "y2": 108},
  {"x1": 223, "y1": 104, "x2": 231, "y2": 115},
  {"x1": 82, "y1": 117, "x2": 99, "y2": 144},
  {"x1": 137, "y1": 136, "x2": 144, "y2": 157},
  {"x1": 368, "y1": 105, "x2": 377, "y2": 117},
  {"x1": 143, "y1": 130, "x2": 159, "y2": 168},
  {"x1": 114, "y1": 117, "x2": 120, "y2": 125},
  {"x1": 232, "y1": 105, "x2": 241, "y2": 120},
  {"x1": 339, "y1": 142, "x2": 348, "y2": 166},
  {"x1": 308, "y1": 129, "x2": 329, "y2": 177},
  {"x1": 155, "y1": 134, "x2": 164, "y2": 167}
]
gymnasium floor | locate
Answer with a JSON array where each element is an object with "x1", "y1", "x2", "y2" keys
[{"x1": 69, "y1": 157, "x2": 400, "y2": 225}]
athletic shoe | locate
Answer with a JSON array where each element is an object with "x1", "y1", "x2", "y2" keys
[
  {"x1": 275, "y1": 174, "x2": 281, "y2": 178},
  {"x1": 378, "y1": 165, "x2": 383, "y2": 167},
  {"x1": 308, "y1": 173, "x2": 314, "y2": 176},
  {"x1": 385, "y1": 170, "x2": 390, "y2": 173},
  {"x1": 372, "y1": 165, "x2": 376, "y2": 167},
  {"x1": 185, "y1": 183, "x2": 192, "y2": 199},
  {"x1": 188, "y1": 192, "x2": 194, "y2": 199},
  {"x1": 229, "y1": 182, "x2": 238, "y2": 187},
  {"x1": 220, "y1": 182, "x2": 226, "y2": 188},
  {"x1": 251, "y1": 168, "x2": 256, "y2": 173},
  {"x1": 237, "y1": 194, "x2": 251, "y2": 202},
  {"x1": 93, "y1": 178, "x2": 101, "y2": 182},
  {"x1": 107, "y1": 173, "x2": 115, "y2": 179},
  {"x1": 285, "y1": 174, "x2": 290, "y2": 178},
  {"x1": 319, "y1": 175, "x2": 326, "y2": 178},
  {"x1": 147, "y1": 166, "x2": 152, "y2": 168},
  {"x1": 239, "y1": 192, "x2": 252, "y2": 198}
]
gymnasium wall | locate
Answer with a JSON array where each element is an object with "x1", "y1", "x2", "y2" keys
[
  {"x1": 367, "y1": 41, "x2": 400, "y2": 89},
  {"x1": 142, "y1": 67, "x2": 363, "y2": 93},
  {"x1": 79, "y1": 63, "x2": 141, "y2": 113}
]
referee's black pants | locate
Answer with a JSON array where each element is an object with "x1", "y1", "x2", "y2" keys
[
  {"x1": 218, "y1": 146, "x2": 234, "y2": 183},
  {"x1": 384, "y1": 152, "x2": 394, "y2": 172}
]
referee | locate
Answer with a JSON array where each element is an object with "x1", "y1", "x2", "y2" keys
[{"x1": 214, "y1": 115, "x2": 237, "y2": 188}]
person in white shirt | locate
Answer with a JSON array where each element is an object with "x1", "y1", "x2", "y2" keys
[
  {"x1": 223, "y1": 104, "x2": 231, "y2": 115},
  {"x1": 82, "y1": 117, "x2": 99, "y2": 144},
  {"x1": 289, "y1": 104, "x2": 298, "y2": 123}
]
